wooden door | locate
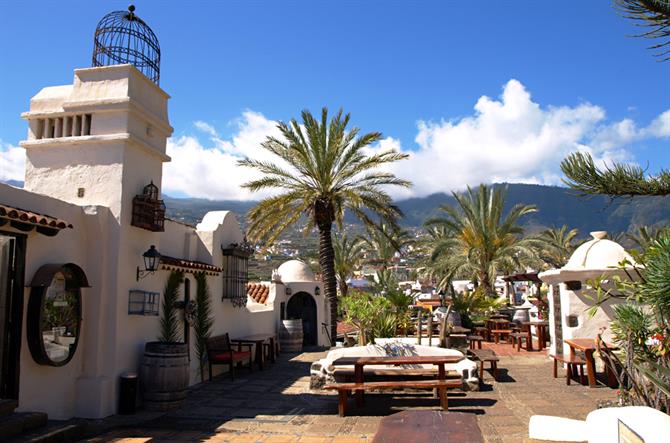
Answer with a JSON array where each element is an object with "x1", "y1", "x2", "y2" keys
[{"x1": 0, "y1": 232, "x2": 25, "y2": 400}]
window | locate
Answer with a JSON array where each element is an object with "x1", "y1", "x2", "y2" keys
[
  {"x1": 221, "y1": 241, "x2": 253, "y2": 308},
  {"x1": 35, "y1": 114, "x2": 92, "y2": 139}
]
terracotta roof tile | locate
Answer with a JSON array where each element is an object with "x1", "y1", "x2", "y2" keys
[
  {"x1": 159, "y1": 255, "x2": 222, "y2": 275},
  {"x1": 0, "y1": 203, "x2": 73, "y2": 230},
  {"x1": 337, "y1": 321, "x2": 358, "y2": 336},
  {"x1": 247, "y1": 282, "x2": 270, "y2": 305}
]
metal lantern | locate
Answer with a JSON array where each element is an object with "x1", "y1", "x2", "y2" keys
[
  {"x1": 92, "y1": 5, "x2": 161, "y2": 84},
  {"x1": 315, "y1": 286, "x2": 320, "y2": 296},
  {"x1": 137, "y1": 245, "x2": 161, "y2": 280}
]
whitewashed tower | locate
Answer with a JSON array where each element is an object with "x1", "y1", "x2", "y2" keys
[{"x1": 20, "y1": 5, "x2": 172, "y2": 220}]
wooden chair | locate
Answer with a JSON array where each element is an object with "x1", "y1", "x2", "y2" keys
[{"x1": 206, "y1": 333, "x2": 253, "y2": 380}]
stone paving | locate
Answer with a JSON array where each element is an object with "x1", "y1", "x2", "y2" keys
[{"x1": 88, "y1": 344, "x2": 616, "y2": 443}]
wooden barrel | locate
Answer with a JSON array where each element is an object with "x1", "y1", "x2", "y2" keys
[
  {"x1": 279, "y1": 319, "x2": 303, "y2": 352},
  {"x1": 140, "y1": 342, "x2": 189, "y2": 411}
]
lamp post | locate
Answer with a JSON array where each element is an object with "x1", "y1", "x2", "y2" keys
[{"x1": 137, "y1": 245, "x2": 161, "y2": 281}]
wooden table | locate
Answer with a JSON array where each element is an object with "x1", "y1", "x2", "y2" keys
[
  {"x1": 564, "y1": 338, "x2": 598, "y2": 387},
  {"x1": 233, "y1": 333, "x2": 277, "y2": 370},
  {"x1": 332, "y1": 355, "x2": 463, "y2": 407},
  {"x1": 372, "y1": 410, "x2": 484, "y2": 443},
  {"x1": 522, "y1": 320, "x2": 549, "y2": 351}
]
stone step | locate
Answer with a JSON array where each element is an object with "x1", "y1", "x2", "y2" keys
[
  {"x1": 7, "y1": 422, "x2": 85, "y2": 443},
  {"x1": 0, "y1": 399, "x2": 18, "y2": 417},
  {"x1": 0, "y1": 412, "x2": 48, "y2": 441}
]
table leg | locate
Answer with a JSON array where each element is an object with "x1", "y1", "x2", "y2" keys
[
  {"x1": 526, "y1": 326, "x2": 534, "y2": 352},
  {"x1": 437, "y1": 363, "x2": 447, "y2": 410},
  {"x1": 269, "y1": 337, "x2": 276, "y2": 363},
  {"x1": 256, "y1": 341, "x2": 264, "y2": 370},
  {"x1": 538, "y1": 326, "x2": 546, "y2": 351},
  {"x1": 355, "y1": 364, "x2": 364, "y2": 407},
  {"x1": 585, "y1": 349, "x2": 596, "y2": 388}
]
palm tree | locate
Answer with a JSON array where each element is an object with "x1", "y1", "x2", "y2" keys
[
  {"x1": 333, "y1": 234, "x2": 364, "y2": 298},
  {"x1": 239, "y1": 108, "x2": 410, "y2": 344},
  {"x1": 536, "y1": 225, "x2": 579, "y2": 269},
  {"x1": 360, "y1": 221, "x2": 412, "y2": 270},
  {"x1": 616, "y1": 0, "x2": 670, "y2": 61},
  {"x1": 424, "y1": 185, "x2": 538, "y2": 296}
]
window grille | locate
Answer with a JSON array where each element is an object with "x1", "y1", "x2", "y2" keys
[
  {"x1": 128, "y1": 290, "x2": 160, "y2": 316},
  {"x1": 221, "y1": 240, "x2": 254, "y2": 308}
]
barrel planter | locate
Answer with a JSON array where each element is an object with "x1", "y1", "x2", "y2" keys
[
  {"x1": 140, "y1": 342, "x2": 189, "y2": 411},
  {"x1": 279, "y1": 319, "x2": 304, "y2": 352}
]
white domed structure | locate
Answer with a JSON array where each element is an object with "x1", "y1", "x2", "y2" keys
[
  {"x1": 539, "y1": 231, "x2": 637, "y2": 358},
  {"x1": 564, "y1": 231, "x2": 635, "y2": 271},
  {"x1": 277, "y1": 260, "x2": 316, "y2": 282}
]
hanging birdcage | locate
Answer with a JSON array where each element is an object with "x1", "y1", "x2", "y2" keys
[
  {"x1": 131, "y1": 181, "x2": 165, "y2": 232},
  {"x1": 92, "y1": 5, "x2": 161, "y2": 84}
]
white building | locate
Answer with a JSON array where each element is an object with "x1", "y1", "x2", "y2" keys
[
  {"x1": 0, "y1": 7, "x2": 328, "y2": 421},
  {"x1": 539, "y1": 231, "x2": 636, "y2": 357}
]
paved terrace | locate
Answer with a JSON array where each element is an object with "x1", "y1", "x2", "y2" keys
[{"x1": 88, "y1": 343, "x2": 616, "y2": 443}]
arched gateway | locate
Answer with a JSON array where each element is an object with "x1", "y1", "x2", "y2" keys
[{"x1": 286, "y1": 292, "x2": 317, "y2": 346}]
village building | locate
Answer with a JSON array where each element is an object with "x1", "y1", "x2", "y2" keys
[{"x1": 0, "y1": 7, "x2": 328, "y2": 421}]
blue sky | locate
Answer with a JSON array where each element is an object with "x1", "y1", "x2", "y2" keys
[{"x1": 2, "y1": 1, "x2": 670, "y2": 200}]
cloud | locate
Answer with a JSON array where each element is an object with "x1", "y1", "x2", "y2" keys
[
  {"x1": 368, "y1": 79, "x2": 670, "y2": 198},
  {"x1": 0, "y1": 140, "x2": 24, "y2": 182},
  {"x1": 162, "y1": 80, "x2": 670, "y2": 201},
  {"x1": 163, "y1": 111, "x2": 282, "y2": 200}
]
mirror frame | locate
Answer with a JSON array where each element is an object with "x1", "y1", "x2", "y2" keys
[{"x1": 27, "y1": 264, "x2": 87, "y2": 367}]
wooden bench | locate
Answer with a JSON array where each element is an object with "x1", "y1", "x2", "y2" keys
[
  {"x1": 324, "y1": 379, "x2": 462, "y2": 416},
  {"x1": 333, "y1": 367, "x2": 461, "y2": 379},
  {"x1": 491, "y1": 329, "x2": 512, "y2": 344},
  {"x1": 206, "y1": 333, "x2": 253, "y2": 381},
  {"x1": 551, "y1": 354, "x2": 586, "y2": 385},
  {"x1": 467, "y1": 348, "x2": 500, "y2": 381}
]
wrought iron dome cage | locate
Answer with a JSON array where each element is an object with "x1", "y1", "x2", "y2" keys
[{"x1": 92, "y1": 5, "x2": 161, "y2": 84}]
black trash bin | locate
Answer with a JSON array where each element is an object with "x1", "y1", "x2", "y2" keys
[{"x1": 119, "y1": 372, "x2": 138, "y2": 414}]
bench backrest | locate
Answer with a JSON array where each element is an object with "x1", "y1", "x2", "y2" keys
[{"x1": 206, "y1": 333, "x2": 232, "y2": 358}]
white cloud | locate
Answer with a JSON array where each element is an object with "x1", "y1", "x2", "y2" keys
[
  {"x1": 0, "y1": 140, "x2": 24, "y2": 182},
  {"x1": 158, "y1": 79, "x2": 670, "y2": 201},
  {"x1": 368, "y1": 79, "x2": 670, "y2": 199},
  {"x1": 163, "y1": 111, "x2": 282, "y2": 200}
]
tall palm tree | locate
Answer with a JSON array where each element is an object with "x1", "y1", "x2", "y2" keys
[
  {"x1": 425, "y1": 185, "x2": 538, "y2": 296},
  {"x1": 239, "y1": 108, "x2": 410, "y2": 344},
  {"x1": 536, "y1": 225, "x2": 579, "y2": 269},
  {"x1": 333, "y1": 234, "x2": 364, "y2": 298}
]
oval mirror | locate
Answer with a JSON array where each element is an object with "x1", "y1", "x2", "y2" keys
[{"x1": 28, "y1": 269, "x2": 82, "y2": 366}]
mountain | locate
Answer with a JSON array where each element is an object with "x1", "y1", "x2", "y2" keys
[{"x1": 164, "y1": 183, "x2": 670, "y2": 235}]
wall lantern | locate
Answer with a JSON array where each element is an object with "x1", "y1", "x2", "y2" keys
[
  {"x1": 315, "y1": 286, "x2": 320, "y2": 296},
  {"x1": 285, "y1": 286, "x2": 292, "y2": 296},
  {"x1": 137, "y1": 245, "x2": 161, "y2": 281}
]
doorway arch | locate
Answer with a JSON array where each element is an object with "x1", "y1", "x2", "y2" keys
[{"x1": 286, "y1": 291, "x2": 317, "y2": 346}]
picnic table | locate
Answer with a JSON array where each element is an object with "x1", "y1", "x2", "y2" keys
[
  {"x1": 372, "y1": 410, "x2": 484, "y2": 443},
  {"x1": 522, "y1": 320, "x2": 549, "y2": 351},
  {"x1": 564, "y1": 338, "x2": 599, "y2": 387},
  {"x1": 329, "y1": 355, "x2": 463, "y2": 415},
  {"x1": 232, "y1": 333, "x2": 277, "y2": 370}
]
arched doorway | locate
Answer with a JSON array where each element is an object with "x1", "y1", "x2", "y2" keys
[{"x1": 286, "y1": 292, "x2": 317, "y2": 346}]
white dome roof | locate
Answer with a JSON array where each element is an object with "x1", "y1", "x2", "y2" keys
[
  {"x1": 564, "y1": 231, "x2": 634, "y2": 270},
  {"x1": 277, "y1": 260, "x2": 316, "y2": 282}
]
